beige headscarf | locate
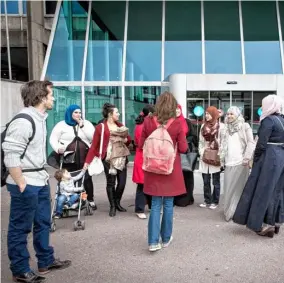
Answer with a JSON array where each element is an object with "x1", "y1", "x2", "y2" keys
[{"x1": 260, "y1": 95, "x2": 283, "y2": 121}]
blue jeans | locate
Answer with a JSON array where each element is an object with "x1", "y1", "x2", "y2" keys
[
  {"x1": 56, "y1": 194, "x2": 79, "y2": 215},
  {"x1": 202, "y1": 172, "x2": 221, "y2": 204},
  {"x1": 7, "y1": 184, "x2": 55, "y2": 276},
  {"x1": 148, "y1": 196, "x2": 174, "y2": 245}
]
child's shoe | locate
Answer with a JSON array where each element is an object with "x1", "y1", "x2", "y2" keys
[{"x1": 54, "y1": 214, "x2": 62, "y2": 219}]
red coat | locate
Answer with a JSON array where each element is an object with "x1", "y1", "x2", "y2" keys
[
  {"x1": 85, "y1": 120, "x2": 131, "y2": 164},
  {"x1": 139, "y1": 116, "x2": 188, "y2": 197},
  {"x1": 132, "y1": 124, "x2": 144, "y2": 184}
]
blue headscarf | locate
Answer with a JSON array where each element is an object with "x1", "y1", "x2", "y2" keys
[{"x1": 65, "y1": 104, "x2": 81, "y2": 126}]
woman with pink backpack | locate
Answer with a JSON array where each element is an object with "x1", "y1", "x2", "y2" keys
[{"x1": 139, "y1": 92, "x2": 188, "y2": 252}]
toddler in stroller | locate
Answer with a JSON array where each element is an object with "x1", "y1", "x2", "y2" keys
[{"x1": 54, "y1": 168, "x2": 85, "y2": 218}]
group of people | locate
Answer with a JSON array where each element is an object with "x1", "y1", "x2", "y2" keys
[{"x1": 2, "y1": 80, "x2": 284, "y2": 282}]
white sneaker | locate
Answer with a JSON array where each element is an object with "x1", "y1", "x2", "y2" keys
[
  {"x1": 70, "y1": 203, "x2": 79, "y2": 209},
  {"x1": 136, "y1": 213, "x2": 147, "y2": 219},
  {"x1": 209, "y1": 204, "x2": 218, "y2": 210},
  {"x1": 199, "y1": 203, "x2": 209, "y2": 208},
  {"x1": 162, "y1": 236, "x2": 173, "y2": 248},
  {"x1": 149, "y1": 243, "x2": 162, "y2": 252}
]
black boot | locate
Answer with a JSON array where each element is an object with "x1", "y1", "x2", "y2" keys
[
  {"x1": 115, "y1": 187, "x2": 127, "y2": 212},
  {"x1": 106, "y1": 186, "x2": 116, "y2": 217}
]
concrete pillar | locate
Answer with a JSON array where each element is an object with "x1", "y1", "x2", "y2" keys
[{"x1": 26, "y1": 0, "x2": 45, "y2": 80}]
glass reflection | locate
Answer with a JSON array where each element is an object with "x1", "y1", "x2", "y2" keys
[{"x1": 46, "y1": 1, "x2": 87, "y2": 81}]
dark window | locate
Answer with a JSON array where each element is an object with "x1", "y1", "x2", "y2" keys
[{"x1": 45, "y1": 0, "x2": 57, "y2": 15}]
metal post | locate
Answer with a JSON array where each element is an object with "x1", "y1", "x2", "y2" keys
[{"x1": 4, "y1": 0, "x2": 12, "y2": 80}]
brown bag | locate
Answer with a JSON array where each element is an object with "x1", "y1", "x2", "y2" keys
[{"x1": 202, "y1": 148, "x2": 221, "y2": 166}]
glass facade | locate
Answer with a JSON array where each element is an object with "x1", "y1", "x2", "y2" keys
[{"x1": 42, "y1": 0, "x2": 284, "y2": 154}]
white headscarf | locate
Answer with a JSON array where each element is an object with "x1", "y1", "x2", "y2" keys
[
  {"x1": 260, "y1": 95, "x2": 283, "y2": 121},
  {"x1": 225, "y1": 106, "x2": 245, "y2": 135}
]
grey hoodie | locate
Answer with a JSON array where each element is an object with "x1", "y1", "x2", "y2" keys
[{"x1": 3, "y1": 106, "x2": 50, "y2": 186}]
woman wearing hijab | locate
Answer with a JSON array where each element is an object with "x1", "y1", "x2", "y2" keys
[
  {"x1": 233, "y1": 95, "x2": 284, "y2": 238},
  {"x1": 222, "y1": 106, "x2": 255, "y2": 222},
  {"x1": 49, "y1": 105, "x2": 96, "y2": 209},
  {"x1": 132, "y1": 105, "x2": 155, "y2": 219},
  {"x1": 198, "y1": 106, "x2": 225, "y2": 209},
  {"x1": 174, "y1": 105, "x2": 196, "y2": 206}
]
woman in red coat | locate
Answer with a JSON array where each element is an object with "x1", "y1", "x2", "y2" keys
[
  {"x1": 84, "y1": 103, "x2": 131, "y2": 217},
  {"x1": 132, "y1": 105, "x2": 155, "y2": 219},
  {"x1": 139, "y1": 92, "x2": 188, "y2": 252}
]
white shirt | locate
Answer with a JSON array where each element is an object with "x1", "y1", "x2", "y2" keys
[
  {"x1": 49, "y1": 120, "x2": 95, "y2": 153},
  {"x1": 225, "y1": 132, "x2": 243, "y2": 166}
]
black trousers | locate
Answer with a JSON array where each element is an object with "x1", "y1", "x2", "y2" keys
[
  {"x1": 63, "y1": 163, "x2": 94, "y2": 202},
  {"x1": 135, "y1": 184, "x2": 152, "y2": 213},
  {"x1": 202, "y1": 172, "x2": 220, "y2": 205},
  {"x1": 103, "y1": 161, "x2": 127, "y2": 205},
  {"x1": 174, "y1": 170, "x2": 194, "y2": 207}
]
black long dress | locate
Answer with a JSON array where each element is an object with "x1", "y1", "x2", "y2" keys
[
  {"x1": 174, "y1": 119, "x2": 198, "y2": 207},
  {"x1": 233, "y1": 114, "x2": 284, "y2": 232}
]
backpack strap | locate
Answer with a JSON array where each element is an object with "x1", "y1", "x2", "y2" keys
[{"x1": 7, "y1": 114, "x2": 36, "y2": 159}]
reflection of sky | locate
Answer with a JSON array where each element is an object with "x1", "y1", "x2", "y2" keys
[
  {"x1": 165, "y1": 41, "x2": 202, "y2": 78},
  {"x1": 245, "y1": 41, "x2": 282, "y2": 74},
  {"x1": 126, "y1": 41, "x2": 161, "y2": 81},
  {"x1": 205, "y1": 41, "x2": 242, "y2": 74}
]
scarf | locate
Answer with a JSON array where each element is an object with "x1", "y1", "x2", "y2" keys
[
  {"x1": 202, "y1": 106, "x2": 220, "y2": 149},
  {"x1": 65, "y1": 104, "x2": 81, "y2": 126},
  {"x1": 226, "y1": 106, "x2": 245, "y2": 136},
  {"x1": 260, "y1": 95, "x2": 283, "y2": 121},
  {"x1": 177, "y1": 104, "x2": 189, "y2": 135}
]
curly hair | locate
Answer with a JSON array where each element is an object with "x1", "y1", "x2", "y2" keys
[
  {"x1": 102, "y1": 103, "x2": 116, "y2": 119},
  {"x1": 54, "y1": 169, "x2": 67, "y2": 182},
  {"x1": 21, "y1": 80, "x2": 53, "y2": 107},
  {"x1": 155, "y1": 92, "x2": 177, "y2": 124}
]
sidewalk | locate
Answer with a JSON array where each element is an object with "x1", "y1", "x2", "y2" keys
[{"x1": 1, "y1": 167, "x2": 283, "y2": 283}]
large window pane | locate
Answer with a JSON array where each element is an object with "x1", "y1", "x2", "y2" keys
[
  {"x1": 46, "y1": 86, "x2": 82, "y2": 155},
  {"x1": 205, "y1": 1, "x2": 242, "y2": 74},
  {"x1": 231, "y1": 91, "x2": 252, "y2": 125},
  {"x1": 46, "y1": 1, "x2": 87, "y2": 81},
  {"x1": 0, "y1": 0, "x2": 19, "y2": 14},
  {"x1": 243, "y1": 2, "x2": 282, "y2": 74},
  {"x1": 85, "y1": 86, "x2": 122, "y2": 124},
  {"x1": 86, "y1": 2, "x2": 125, "y2": 81},
  {"x1": 280, "y1": 2, "x2": 284, "y2": 56},
  {"x1": 165, "y1": 1, "x2": 202, "y2": 78},
  {"x1": 126, "y1": 1, "x2": 162, "y2": 81}
]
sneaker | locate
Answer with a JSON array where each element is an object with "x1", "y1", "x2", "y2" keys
[
  {"x1": 38, "y1": 259, "x2": 71, "y2": 275},
  {"x1": 148, "y1": 243, "x2": 162, "y2": 252},
  {"x1": 199, "y1": 203, "x2": 209, "y2": 208},
  {"x1": 89, "y1": 201, "x2": 97, "y2": 210},
  {"x1": 162, "y1": 236, "x2": 173, "y2": 248},
  {"x1": 63, "y1": 204, "x2": 70, "y2": 209},
  {"x1": 53, "y1": 214, "x2": 61, "y2": 219},
  {"x1": 136, "y1": 213, "x2": 147, "y2": 219},
  {"x1": 13, "y1": 271, "x2": 46, "y2": 282},
  {"x1": 70, "y1": 203, "x2": 79, "y2": 209},
  {"x1": 209, "y1": 204, "x2": 218, "y2": 210}
]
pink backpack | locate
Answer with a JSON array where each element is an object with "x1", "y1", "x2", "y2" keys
[{"x1": 142, "y1": 117, "x2": 176, "y2": 175}]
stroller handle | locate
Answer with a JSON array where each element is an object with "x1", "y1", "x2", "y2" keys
[{"x1": 59, "y1": 154, "x2": 64, "y2": 170}]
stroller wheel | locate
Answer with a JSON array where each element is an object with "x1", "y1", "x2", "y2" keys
[
  {"x1": 81, "y1": 221, "x2": 85, "y2": 230},
  {"x1": 73, "y1": 221, "x2": 79, "y2": 231},
  {"x1": 50, "y1": 222, "x2": 56, "y2": 233}
]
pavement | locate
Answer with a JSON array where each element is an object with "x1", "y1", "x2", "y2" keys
[{"x1": 1, "y1": 166, "x2": 284, "y2": 283}]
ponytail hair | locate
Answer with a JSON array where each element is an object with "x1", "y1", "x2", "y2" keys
[{"x1": 135, "y1": 105, "x2": 155, "y2": 125}]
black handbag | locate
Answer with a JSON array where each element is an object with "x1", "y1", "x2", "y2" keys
[{"x1": 181, "y1": 151, "x2": 198, "y2": 172}]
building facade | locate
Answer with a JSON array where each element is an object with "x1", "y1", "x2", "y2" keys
[{"x1": 2, "y1": 1, "x2": 284, "y2": 154}]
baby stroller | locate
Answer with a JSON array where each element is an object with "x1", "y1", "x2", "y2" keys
[{"x1": 50, "y1": 162, "x2": 93, "y2": 232}]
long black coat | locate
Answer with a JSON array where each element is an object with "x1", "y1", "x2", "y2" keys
[{"x1": 233, "y1": 114, "x2": 284, "y2": 232}]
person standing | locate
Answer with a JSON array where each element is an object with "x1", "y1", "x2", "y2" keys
[
  {"x1": 174, "y1": 105, "x2": 196, "y2": 207},
  {"x1": 132, "y1": 106, "x2": 154, "y2": 219},
  {"x1": 198, "y1": 106, "x2": 225, "y2": 209},
  {"x1": 222, "y1": 106, "x2": 255, "y2": 222},
  {"x1": 85, "y1": 103, "x2": 131, "y2": 217},
  {"x1": 139, "y1": 92, "x2": 188, "y2": 252},
  {"x1": 233, "y1": 95, "x2": 284, "y2": 237},
  {"x1": 3, "y1": 80, "x2": 71, "y2": 283},
  {"x1": 49, "y1": 105, "x2": 96, "y2": 209}
]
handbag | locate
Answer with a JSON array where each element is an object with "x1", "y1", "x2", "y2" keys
[
  {"x1": 88, "y1": 123, "x2": 105, "y2": 176},
  {"x1": 181, "y1": 151, "x2": 198, "y2": 172},
  {"x1": 202, "y1": 148, "x2": 221, "y2": 166}
]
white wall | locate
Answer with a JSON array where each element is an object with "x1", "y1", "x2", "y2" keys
[{"x1": 1, "y1": 80, "x2": 24, "y2": 132}]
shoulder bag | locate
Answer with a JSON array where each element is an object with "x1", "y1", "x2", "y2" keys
[{"x1": 88, "y1": 123, "x2": 105, "y2": 176}]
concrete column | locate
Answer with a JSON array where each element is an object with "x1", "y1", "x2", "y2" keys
[{"x1": 26, "y1": 0, "x2": 46, "y2": 80}]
